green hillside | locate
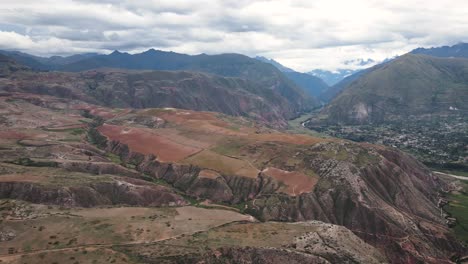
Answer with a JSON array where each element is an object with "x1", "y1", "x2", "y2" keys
[{"x1": 322, "y1": 54, "x2": 468, "y2": 124}]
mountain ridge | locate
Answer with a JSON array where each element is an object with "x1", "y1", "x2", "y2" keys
[
  {"x1": 254, "y1": 56, "x2": 329, "y2": 100},
  {"x1": 411, "y1": 42, "x2": 468, "y2": 58},
  {"x1": 0, "y1": 51, "x2": 318, "y2": 125},
  {"x1": 318, "y1": 53, "x2": 468, "y2": 124}
]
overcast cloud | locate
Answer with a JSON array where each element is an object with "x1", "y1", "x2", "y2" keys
[{"x1": 1, "y1": 0, "x2": 467, "y2": 71}]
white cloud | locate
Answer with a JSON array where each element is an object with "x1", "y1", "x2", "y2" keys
[{"x1": 0, "y1": 0, "x2": 468, "y2": 71}]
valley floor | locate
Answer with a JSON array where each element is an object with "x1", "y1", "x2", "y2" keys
[{"x1": 304, "y1": 114, "x2": 468, "y2": 172}]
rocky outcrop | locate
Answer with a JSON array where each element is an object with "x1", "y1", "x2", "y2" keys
[
  {"x1": 247, "y1": 142, "x2": 464, "y2": 263},
  {"x1": 172, "y1": 247, "x2": 331, "y2": 264},
  {"x1": 289, "y1": 221, "x2": 387, "y2": 263},
  {"x1": 59, "y1": 161, "x2": 140, "y2": 178},
  {"x1": 160, "y1": 221, "x2": 387, "y2": 264},
  {"x1": 0, "y1": 178, "x2": 187, "y2": 208}
]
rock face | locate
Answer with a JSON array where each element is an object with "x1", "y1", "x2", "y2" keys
[
  {"x1": 175, "y1": 247, "x2": 331, "y2": 264},
  {"x1": 59, "y1": 161, "x2": 141, "y2": 178},
  {"x1": 248, "y1": 143, "x2": 463, "y2": 263},
  {"x1": 0, "y1": 178, "x2": 187, "y2": 208},
  {"x1": 290, "y1": 222, "x2": 384, "y2": 263}
]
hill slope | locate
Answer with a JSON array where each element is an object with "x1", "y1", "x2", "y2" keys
[
  {"x1": 255, "y1": 56, "x2": 295, "y2": 72},
  {"x1": 254, "y1": 56, "x2": 329, "y2": 99},
  {"x1": 318, "y1": 69, "x2": 366, "y2": 102},
  {"x1": 1, "y1": 66, "x2": 305, "y2": 128},
  {"x1": 283, "y1": 71, "x2": 329, "y2": 98},
  {"x1": 0, "y1": 54, "x2": 29, "y2": 77},
  {"x1": 320, "y1": 54, "x2": 468, "y2": 124}
]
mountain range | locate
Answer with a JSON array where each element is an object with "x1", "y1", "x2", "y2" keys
[
  {"x1": 0, "y1": 48, "x2": 381, "y2": 105},
  {"x1": 254, "y1": 56, "x2": 383, "y2": 102},
  {"x1": 0, "y1": 49, "x2": 320, "y2": 127},
  {"x1": 411, "y1": 42, "x2": 468, "y2": 58}
]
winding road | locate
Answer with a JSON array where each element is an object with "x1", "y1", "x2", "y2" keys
[{"x1": 433, "y1": 171, "x2": 468, "y2": 181}]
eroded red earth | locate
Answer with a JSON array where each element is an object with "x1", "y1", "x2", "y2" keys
[
  {"x1": 262, "y1": 167, "x2": 318, "y2": 196},
  {"x1": 98, "y1": 124, "x2": 201, "y2": 162}
]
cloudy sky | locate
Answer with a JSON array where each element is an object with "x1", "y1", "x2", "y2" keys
[{"x1": 1, "y1": 0, "x2": 467, "y2": 71}]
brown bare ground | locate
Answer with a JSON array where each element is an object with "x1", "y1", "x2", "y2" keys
[
  {"x1": 262, "y1": 167, "x2": 318, "y2": 196},
  {"x1": 156, "y1": 109, "x2": 250, "y2": 136},
  {"x1": 0, "y1": 131, "x2": 30, "y2": 140},
  {"x1": 198, "y1": 169, "x2": 221, "y2": 179},
  {"x1": 158, "y1": 109, "x2": 228, "y2": 127},
  {"x1": 183, "y1": 150, "x2": 259, "y2": 178},
  {"x1": 46, "y1": 123, "x2": 87, "y2": 130},
  {"x1": 98, "y1": 124, "x2": 201, "y2": 162},
  {"x1": 0, "y1": 174, "x2": 45, "y2": 183},
  {"x1": 154, "y1": 128, "x2": 215, "y2": 149},
  {"x1": 252, "y1": 133, "x2": 329, "y2": 145},
  {"x1": 0, "y1": 205, "x2": 254, "y2": 258}
]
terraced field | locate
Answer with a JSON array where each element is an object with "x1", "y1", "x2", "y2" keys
[{"x1": 101, "y1": 108, "x2": 325, "y2": 191}]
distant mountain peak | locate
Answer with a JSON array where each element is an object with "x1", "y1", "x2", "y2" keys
[
  {"x1": 143, "y1": 48, "x2": 160, "y2": 54},
  {"x1": 254, "y1": 56, "x2": 295, "y2": 72},
  {"x1": 307, "y1": 69, "x2": 359, "y2": 86},
  {"x1": 254, "y1": 56, "x2": 328, "y2": 99},
  {"x1": 110, "y1": 50, "x2": 128, "y2": 56}
]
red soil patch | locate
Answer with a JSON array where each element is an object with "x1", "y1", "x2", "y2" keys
[
  {"x1": 0, "y1": 131, "x2": 31, "y2": 140},
  {"x1": 156, "y1": 110, "x2": 246, "y2": 136},
  {"x1": 159, "y1": 110, "x2": 226, "y2": 126},
  {"x1": 262, "y1": 167, "x2": 317, "y2": 196},
  {"x1": 253, "y1": 133, "x2": 328, "y2": 145},
  {"x1": 0, "y1": 174, "x2": 45, "y2": 183},
  {"x1": 154, "y1": 128, "x2": 215, "y2": 149},
  {"x1": 183, "y1": 150, "x2": 259, "y2": 178},
  {"x1": 98, "y1": 124, "x2": 201, "y2": 162},
  {"x1": 155, "y1": 109, "x2": 330, "y2": 144},
  {"x1": 72, "y1": 104, "x2": 131, "y2": 120},
  {"x1": 198, "y1": 169, "x2": 221, "y2": 179},
  {"x1": 140, "y1": 109, "x2": 327, "y2": 145}
]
